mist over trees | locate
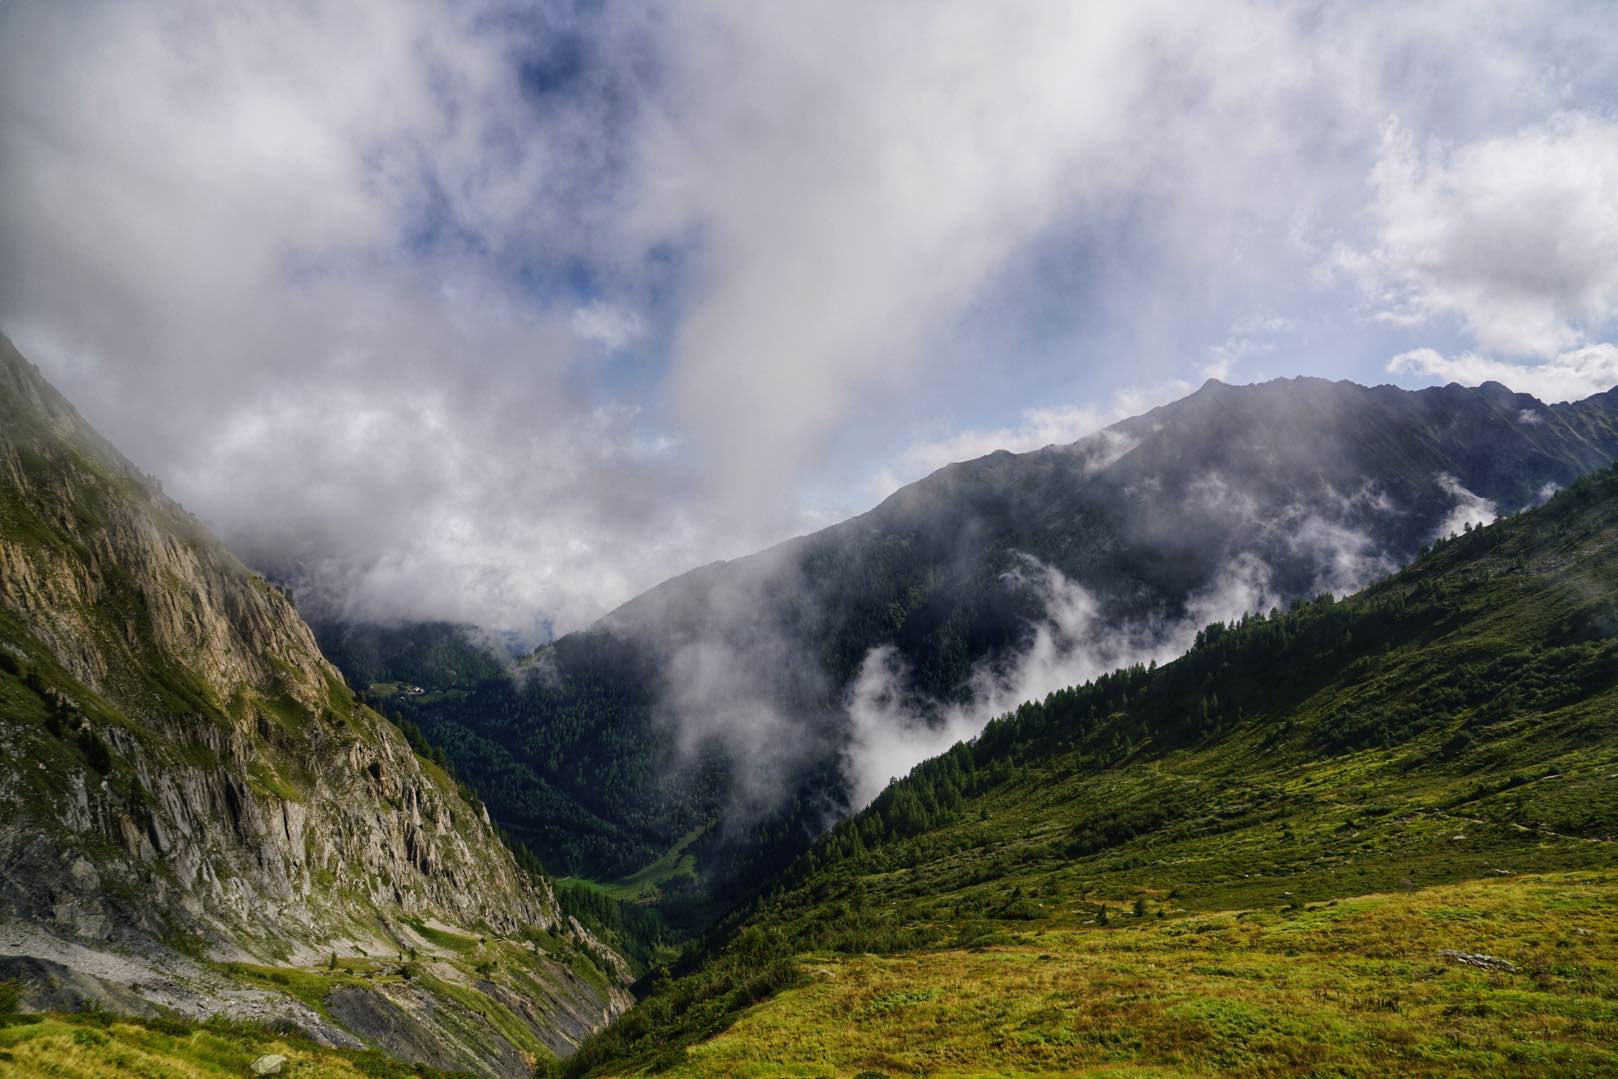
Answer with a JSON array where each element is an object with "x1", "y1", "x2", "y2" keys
[{"x1": 355, "y1": 376, "x2": 1618, "y2": 921}]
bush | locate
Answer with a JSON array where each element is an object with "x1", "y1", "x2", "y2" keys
[{"x1": 76, "y1": 729, "x2": 113, "y2": 774}]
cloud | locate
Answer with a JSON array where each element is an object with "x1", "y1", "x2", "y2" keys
[
  {"x1": 0, "y1": 1, "x2": 703, "y2": 633},
  {"x1": 842, "y1": 557, "x2": 1155, "y2": 810},
  {"x1": 572, "y1": 302, "x2": 645, "y2": 353},
  {"x1": 872, "y1": 378, "x2": 1193, "y2": 498},
  {"x1": 1203, "y1": 313, "x2": 1296, "y2": 380},
  {"x1": 839, "y1": 551, "x2": 1271, "y2": 810},
  {"x1": 1388, "y1": 343, "x2": 1618, "y2": 403},
  {"x1": 1432, "y1": 473, "x2": 1498, "y2": 540},
  {"x1": 843, "y1": 646, "x2": 985, "y2": 812},
  {"x1": 1283, "y1": 512, "x2": 1396, "y2": 598},
  {"x1": 843, "y1": 503, "x2": 1393, "y2": 808},
  {"x1": 1344, "y1": 114, "x2": 1618, "y2": 358},
  {"x1": 655, "y1": 637, "x2": 819, "y2": 816},
  {"x1": 642, "y1": 4, "x2": 1167, "y2": 507},
  {"x1": 6, "y1": 1, "x2": 1618, "y2": 635}
]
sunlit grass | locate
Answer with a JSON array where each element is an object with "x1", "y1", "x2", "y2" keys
[
  {"x1": 562, "y1": 824, "x2": 708, "y2": 902},
  {"x1": 671, "y1": 872, "x2": 1618, "y2": 1077},
  {"x1": 0, "y1": 1012, "x2": 443, "y2": 1078}
]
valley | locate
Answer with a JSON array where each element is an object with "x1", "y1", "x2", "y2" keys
[
  {"x1": 328, "y1": 376, "x2": 1618, "y2": 963},
  {"x1": 5, "y1": 334, "x2": 1618, "y2": 1076},
  {"x1": 8, "y1": 6, "x2": 1618, "y2": 1075}
]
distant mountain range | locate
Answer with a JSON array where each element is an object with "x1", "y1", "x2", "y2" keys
[{"x1": 356, "y1": 373, "x2": 1618, "y2": 924}]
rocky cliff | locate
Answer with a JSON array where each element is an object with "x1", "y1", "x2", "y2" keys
[{"x1": 0, "y1": 335, "x2": 630, "y2": 1075}]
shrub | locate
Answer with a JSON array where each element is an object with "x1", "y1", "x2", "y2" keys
[{"x1": 76, "y1": 729, "x2": 113, "y2": 774}]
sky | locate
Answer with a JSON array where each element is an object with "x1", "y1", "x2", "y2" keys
[{"x1": 4, "y1": 1, "x2": 1618, "y2": 638}]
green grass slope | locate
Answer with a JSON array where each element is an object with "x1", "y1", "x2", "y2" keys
[
  {"x1": 0, "y1": 1000, "x2": 454, "y2": 1078},
  {"x1": 568, "y1": 466, "x2": 1618, "y2": 1077},
  {"x1": 561, "y1": 827, "x2": 707, "y2": 904}
]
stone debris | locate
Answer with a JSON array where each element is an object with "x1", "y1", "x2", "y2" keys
[
  {"x1": 1437, "y1": 950, "x2": 1517, "y2": 972},
  {"x1": 250, "y1": 1054, "x2": 287, "y2": 1076}
]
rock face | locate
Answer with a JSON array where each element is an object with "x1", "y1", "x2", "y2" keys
[{"x1": 0, "y1": 335, "x2": 630, "y2": 1074}]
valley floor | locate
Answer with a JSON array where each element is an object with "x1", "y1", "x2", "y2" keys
[{"x1": 659, "y1": 870, "x2": 1618, "y2": 1077}]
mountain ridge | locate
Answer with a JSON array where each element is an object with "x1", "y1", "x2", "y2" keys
[
  {"x1": 566, "y1": 460, "x2": 1618, "y2": 1076},
  {"x1": 370, "y1": 371, "x2": 1618, "y2": 922},
  {"x1": 0, "y1": 335, "x2": 631, "y2": 1075}
]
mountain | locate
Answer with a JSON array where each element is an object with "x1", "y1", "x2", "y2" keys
[
  {"x1": 0, "y1": 336, "x2": 631, "y2": 1076},
  {"x1": 314, "y1": 620, "x2": 517, "y2": 693},
  {"x1": 569, "y1": 463, "x2": 1618, "y2": 1076},
  {"x1": 374, "y1": 376, "x2": 1618, "y2": 919}
]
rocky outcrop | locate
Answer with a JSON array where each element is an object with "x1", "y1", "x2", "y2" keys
[
  {"x1": 0, "y1": 335, "x2": 630, "y2": 1073},
  {"x1": 0, "y1": 954, "x2": 159, "y2": 1018},
  {"x1": 0, "y1": 347, "x2": 331, "y2": 714}
]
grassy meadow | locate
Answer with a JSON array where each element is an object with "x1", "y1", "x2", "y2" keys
[{"x1": 673, "y1": 871, "x2": 1618, "y2": 1077}]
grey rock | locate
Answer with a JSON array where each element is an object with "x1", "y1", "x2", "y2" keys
[
  {"x1": 1437, "y1": 949, "x2": 1518, "y2": 972},
  {"x1": 0, "y1": 955, "x2": 157, "y2": 1017},
  {"x1": 67, "y1": 858, "x2": 99, "y2": 893},
  {"x1": 0, "y1": 338, "x2": 632, "y2": 1072}
]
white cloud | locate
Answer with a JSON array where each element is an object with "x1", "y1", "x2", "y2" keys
[
  {"x1": 642, "y1": 5, "x2": 1163, "y2": 507},
  {"x1": 6, "y1": 1, "x2": 1618, "y2": 634},
  {"x1": 1206, "y1": 313, "x2": 1294, "y2": 379},
  {"x1": 843, "y1": 645, "x2": 984, "y2": 811},
  {"x1": 873, "y1": 403, "x2": 1111, "y2": 495},
  {"x1": 842, "y1": 510, "x2": 1391, "y2": 808},
  {"x1": 1344, "y1": 113, "x2": 1618, "y2": 358},
  {"x1": 872, "y1": 378, "x2": 1191, "y2": 498},
  {"x1": 0, "y1": 2, "x2": 716, "y2": 633},
  {"x1": 1388, "y1": 343, "x2": 1618, "y2": 403},
  {"x1": 1432, "y1": 473, "x2": 1497, "y2": 540},
  {"x1": 843, "y1": 557, "x2": 1158, "y2": 809},
  {"x1": 571, "y1": 302, "x2": 644, "y2": 353}
]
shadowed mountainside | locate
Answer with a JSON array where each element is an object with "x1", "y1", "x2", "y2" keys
[
  {"x1": 372, "y1": 376, "x2": 1618, "y2": 927},
  {"x1": 570, "y1": 460, "x2": 1618, "y2": 1077}
]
